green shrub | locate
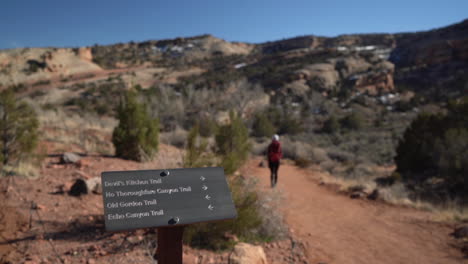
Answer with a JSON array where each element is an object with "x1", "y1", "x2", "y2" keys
[
  {"x1": 0, "y1": 88, "x2": 39, "y2": 167},
  {"x1": 112, "y1": 90, "x2": 159, "y2": 161},
  {"x1": 184, "y1": 124, "x2": 213, "y2": 167},
  {"x1": 183, "y1": 175, "x2": 263, "y2": 250},
  {"x1": 322, "y1": 115, "x2": 340, "y2": 134},
  {"x1": 198, "y1": 117, "x2": 218, "y2": 137},
  {"x1": 340, "y1": 112, "x2": 365, "y2": 131},
  {"x1": 215, "y1": 112, "x2": 251, "y2": 174},
  {"x1": 251, "y1": 112, "x2": 275, "y2": 138},
  {"x1": 259, "y1": 106, "x2": 302, "y2": 135},
  {"x1": 278, "y1": 114, "x2": 303, "y2": 135},
  {"x1": 295, "y1": 157, "x2": 312, "y2": 168},
  {"x1": 395, "y1": 97, "x2": 468, "y2": 202}
]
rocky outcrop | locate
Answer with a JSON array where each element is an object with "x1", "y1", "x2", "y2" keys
[
  {"x1": 324, "y1": 34, "x2": 396, "y2": 48},
  {"x1": 291, "y1": 57, "x2": 395, "y2": 95},
  {"x1": 335, "y1": 57, "x2": 372, "y2": 78},
  {"x1": 391, "y1": 19, "x2": 468, "y2": 68},
  {"x1": 0, "y1": 47, "x2": 102, "y2": 87},
  {"x1": 229, "y1": 243, "x2": 268, "y2": 264},
  {"x1": 389, "y1": 19, "x2": 468, "y2": 98},
  {"x1": 350, "y1": 70, "x2": 394, "y2": 95},
  {"x1": 295, "y1": 63, "x2": 339, "y2": 91},
  {"x1": 260, "y1": 36, "x2": 323, "y2": 53},
  {"x1": 78, "y1": 47, "x2": 93, "y2": 61}
]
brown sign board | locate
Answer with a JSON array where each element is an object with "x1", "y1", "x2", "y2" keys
[{"x1": 101, "y1": 167, "x2": 237, "y2": 232}]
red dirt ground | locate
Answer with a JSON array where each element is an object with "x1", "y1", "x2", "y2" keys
[
  {"x1": 0, "y1": 152, "x2": 298, "y2": 264},
  {"x1": 0, "y1": 153, "x2": 466, "y2": 263},
  {"x1": 244, "y1": 158, "x2": 466, "y2": 264}
]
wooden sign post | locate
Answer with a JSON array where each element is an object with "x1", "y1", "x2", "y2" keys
[{"x1": 101, "y1": 167, "x2": 237, "y2": 263}]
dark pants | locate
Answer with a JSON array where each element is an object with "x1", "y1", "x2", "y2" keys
[{"x1": 268, "y1": 160, "x2": 280, "y2": 187}]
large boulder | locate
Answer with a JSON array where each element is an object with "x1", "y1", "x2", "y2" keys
[{"x1": 229, "y1": 243, "x2": 268, "y2": 264}]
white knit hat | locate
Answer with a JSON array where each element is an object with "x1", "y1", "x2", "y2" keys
[{"x1": 272, "y1": 134, "x2": 279, "y2": 141}]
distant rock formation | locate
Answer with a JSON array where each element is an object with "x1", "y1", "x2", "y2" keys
[{"x1": 0, "y1": 47, "x2": 101, "y2": 87}]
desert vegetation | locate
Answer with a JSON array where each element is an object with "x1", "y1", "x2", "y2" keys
[
  {"x1": 395, "y1": 97, "x2": 468, "y2": 204},
  {"x1": 112, "y1": 90, "x2": 159, "y2": 161},
  {"x1": 1, "y1": 18, "x2": 468, "y2": 263},
  {"x1": 0, "y1": 88, "x2": 39, "y2": 176}
]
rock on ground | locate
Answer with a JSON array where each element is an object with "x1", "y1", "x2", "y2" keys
[
  {"x1": 453, "y1": 226, "x2": 468, "y2": 239},
  {"x1": 68, "y1": 177, "x2": 102, "y2": 196},
  {"x1": 61, "y1": 152, "x2": 81, "y2": 164},
  {"x1": 229, "y1": 243, "x2": 268, "y2": 264}
]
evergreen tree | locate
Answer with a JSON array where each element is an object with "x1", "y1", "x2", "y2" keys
[
  {"x1": 215, "y1": 112, "x2": 250, "y2": 174},
  {"x1": 340, "y1": 112, "x2": 365, "y2": 131},
  {"x1": 395, "y1": 97, "x2": 468, "y2": 200},
  {"x1": 0, "y1": 88, "x2": 39, "y2": 166},
  {"x1": 251, "y1": 113, "x2": 275, "y2": 138},
  {"x1": 112, "y1": 90, "x2": 159, "y2": 161}
]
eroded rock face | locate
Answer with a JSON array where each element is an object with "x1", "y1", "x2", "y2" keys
[
  {"x1": 391, "y1": 19, "x2": 468, "y2": 68},
  {"x1": 0, "y1": 47, "x2": 102, "y2": 87},
  {"x1": 335, "y1": 57, "x2": 372, "y2": 78},
  {"x1": 388, "y1": 20, "x2": 468, "y2": 97},
  {"x1": 291, "y1": 57, "x2": 395, "y2": 95},
  {"x1": 260, "y1": 36, "x2": 323, "y2": 53},
  {"x1": 78, "y1": 47, "x2": 93, "y2": 61},
  {"x1": 352, "y1": 70, "x2": 394, "y2": 95},
  {"x1": 392, "y1": 38, "x2": 468, "y2": 68},
  {"x1": 229, "y1": 243, "x2": 268, "y2": 264},
  {"x1": 293, "y1": 63, "x2": 339, "y2": 91}
]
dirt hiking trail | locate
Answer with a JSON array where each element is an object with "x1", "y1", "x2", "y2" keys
[{"x1": 244, "y1": 158, "x2": 466, "y2": 264}]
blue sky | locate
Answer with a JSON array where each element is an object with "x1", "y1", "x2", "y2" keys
[{"x1": 1, "y1": 0, "x2": 466, "y2": 49}]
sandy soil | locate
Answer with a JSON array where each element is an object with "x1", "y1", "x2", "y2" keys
[{"x1": 244, "y1": 158, "x2": 466, "y2": 264}]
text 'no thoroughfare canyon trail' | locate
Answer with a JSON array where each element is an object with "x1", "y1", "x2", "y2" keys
[{"x1": 244, "y1": 158, "x2": 465, "y2": 264}]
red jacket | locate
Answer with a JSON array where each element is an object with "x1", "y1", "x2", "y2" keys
[{"x1": 268, "y1": 140, "x2": 282, "y2": 162}]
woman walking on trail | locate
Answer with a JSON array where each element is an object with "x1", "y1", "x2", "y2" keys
[{"x1": 267, "y1": 134, "x2": 282, "y2": 188}]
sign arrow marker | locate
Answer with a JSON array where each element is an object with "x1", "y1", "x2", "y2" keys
[
  {"x1": 205, "y1": 195, "x2": 211, "y2": 200},
  {"x1": 202, "y1": 185, "x2": 208, "y2": 191},
  {"x1": 208, "y1": 204, "x2": 214, "y2": 210},
  {"x1": 200, "y1": 176, "x2": 206, "y2": 181}
]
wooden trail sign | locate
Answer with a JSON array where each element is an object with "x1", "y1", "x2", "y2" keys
[{"x1": 101, "y1": 167, "x2": 237, "y2": 263}]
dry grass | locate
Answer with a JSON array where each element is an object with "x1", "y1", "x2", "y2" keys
[
  {"x1": 433, "y1": 207, "x2": 468, "y2": 222},
  {"x1": 159, "y1": 128, "x2": 188, "y2": 149},
  {"x1": 2, "y1": 162, "x2": 40, "y2": 179},
  {"x1": 138, "y1": 144, "x2": 185, "y2": 170},
  {"x1": 255, "y1": 182, "x2": 288, "y2": 239},
  {"x1": 318, "y1": 173, "x2": 377, "y2": 194},
  {"x1": 36, "y1": 109, "x2": 116, "y2": 155},
  {"x1": 251, "y1": 139, "x2": 269, "y2": 156},
  {"x1": 318, "y1": 168, "x2": 468, "y2": 222}
]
